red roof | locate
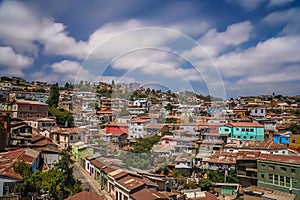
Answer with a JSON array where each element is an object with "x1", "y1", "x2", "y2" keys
[
  {"x1": 259, "y1": 153, "x2": 300, "y2": 165},
  {"x1": 116, "y1": 175, "x2": 147, "y2": 191},
  {"x1": 0, "y1": 148, "x2": 40, "y2": 180},
  {"x1": 130, "y1": 188, "x2": 169, "y2": 200},
  {"x1": 64, "y1": 191, "x2": 104, "y2": 200},
  {"x1": 90, "y1": 159, "x2": 106, "y2": 169},
  {"x1": 225, "y1": 122, "x2": 264, "y2": 128}
]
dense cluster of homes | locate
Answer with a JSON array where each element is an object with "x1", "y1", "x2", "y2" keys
[{"x1": 1, "y1": 77, "x2": 300, "y2": 199}]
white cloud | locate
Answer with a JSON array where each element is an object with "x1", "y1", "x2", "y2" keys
[
  {"x1": 30, "y1": 60, "x2": 95, "y2": 84},
  {"x1": 227, "y1": 0, "x2": 268, "y2": 11},
  {"x1": 263, "y1": 7, "x2": 300, "y2": 34},
  {"x1": 0, "y1": 46, "x2": 33, "y2": 76},
  {"x1": 216, "y1": 35, "x2": 300, "y2": 77},
  {"x1": 198, "y1": 21, "x2": 253, "y2": 56},
  {"x1": 268, "y1": 0, "x2": 294, "y2": 7}
]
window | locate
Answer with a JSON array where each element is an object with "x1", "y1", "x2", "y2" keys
[
  {"x1": 237, "y1": 136, "x2": 241, "y2": 139},
  {"x1": 261, "y1": 174, "x2": 265, "y2": 179},
  {"x1": 250, "y1": 128, "x2": 254, "y2": 132},
  {"x1": 280, "y1": 167, "x2": 286, "y2": 172},
  {"x1": 255, "y1": 110, "x2": 258, "y2": 113},
  {"x1": 236, "y1": 128, "x2": 239, "y2": 131},
  {"x1": 243, "y1": 136, "x2": 247, "y2": 139},
  {"x1": 286, "y1": 177, "x2": 291, "y2": 187},
  {"x1": 274, "y1": 175, "x2": 278, "y2": 184},
  {"x1": 261, "y1": 164, "x2": 266, "y2": 168},
  {"x1": 250, "y1": 136, "x2": 254, "y2": 139},
  {"x1": 242, "y1": 128, "x2": 245, "y2": 132},
  {"x1": 269, "y1": 166, "x2": 275, "y2": 170},
  {"x1": 70, "y1": 135, "x2": 73, "y2": 140},
  {"x1": 280, "y1": 176, "x2": 284, "y2": 186},
  {"x1": 292, "y1": 140, "x2": 295, "y2": 143},
  {"x1": 291, "y1": 168, "x2": 296, "y2": 173},
  {"x1": 269, "y1": 174, "x2": 273, "y2": 181},
  {"x1": 261, "y1": 110, "x2": 264, "y2": 113},
  {"x1": 225, "y1": 128, "x2": 229, "y2": 132}
]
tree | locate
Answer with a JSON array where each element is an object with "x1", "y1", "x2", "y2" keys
[
  {"x1": 15, "y1": 147, "x2": 81, "y2": 199},
  {"x1": 47, "y1": 83, "x2": 60, "y2": 107}
]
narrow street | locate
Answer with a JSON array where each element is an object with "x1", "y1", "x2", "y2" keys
[{"x1": 73, "y1": 162, "x2": 113, "y2": 200}]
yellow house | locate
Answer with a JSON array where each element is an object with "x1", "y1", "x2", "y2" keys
[
  {"x1": 289, "y1": 134, "x2": 300, "y2": 153},
  {"x1": 233, "y1": 109, "x2": 247, "y2": 117}
]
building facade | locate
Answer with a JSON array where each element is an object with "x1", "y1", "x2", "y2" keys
[
  {"x1": 219, "y1": 123, "x2": 264, "y2": 141},
  {"x1": 257, "y1": 154, "x2": 300, "y2": 200}
]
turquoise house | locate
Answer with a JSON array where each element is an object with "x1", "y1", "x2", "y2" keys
[{"x1": 219, "y1": 123, "x2": 264, "y2": 141}]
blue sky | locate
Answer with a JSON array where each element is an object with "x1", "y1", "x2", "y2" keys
[{"x1": 0, "y1": 0, "x2": 300, "y2": 98}]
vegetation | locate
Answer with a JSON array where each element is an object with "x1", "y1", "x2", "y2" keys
[
  {"x1": 15, "y1": 148, "x2": 81, "y2": 199},
  {"x1": 46, "y1": 83, "x2": 60, "y2": 107},
  {"x1": 289, "y1": 124, "x2": 300, "y2": 134},
  {"x1": 49, "y1": 106, "x2": 74, "y2": 127},
  {"x1": 207, "y1": 169, "x2": 238, "y2": 183},
  {"x1": 130, "y1": 135, "x2": 160, "y2": 153},
  {"x1": 118, "y1": 152, "x2": 152, "y2": 169}
]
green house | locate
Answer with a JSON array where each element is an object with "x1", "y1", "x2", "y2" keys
[
  {"x1": 219, "y1": 123, "x2": 264, "y2": 141},
  {"x1": 257, "y1": 154, "x2": 300, "y2": 200}
]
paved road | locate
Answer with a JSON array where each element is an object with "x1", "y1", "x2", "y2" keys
[
  {"x1": 73, "y1": 162, "x2": 113, "y2": 200},
  {"x1": 73, "y1": 163, "x2": 101, "y2": 195}
]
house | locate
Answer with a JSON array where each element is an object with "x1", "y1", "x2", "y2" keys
[
  {"x1": 206, "y1": 151, "x2": 236, "y2": 172},
  {"x1": 257, "y1": 154, "x2": 300, "y2": 200},
  {"x1": 130, "y1": 188, "x2": 169, "y2": 200},
  {"x1": 182, "y1": 189, "x2": 217, "y2": 200},
  {"x1": 128, "y1": 118, "x2": 155, "y2": 138},
  {"x1": 104, "y1": 132, "x2": 128, "y2": 148},
  {"x1": 145, "y1": 124, "x2": 169, "y2": 136},
  {"x1": 107, "y1": 169, "x2": 130, "y2": 198},
  {"x1": 106, "y1": 122, "x2": 128, "y2": 135},
  {"x1": 25, "y1": 117, "x2": 57, "y2": 133},
  {"x1": 50, "y1": 128, "x2": 84, "y2": 148},
  {"x1": 289, "y1": 134, "x2": 300, "y2": 153},
  {"x1": 175, "y1": 153, "x2": 195, "y2": 176},
  {"x1": 219, "y1": 123, "x2": 265, "y2": 141},
  {"x1": 30, "y1": 136, "x2": 61, "y2": 169},
  {"x1": 11, "y1": 99, "x2": 48, "y2": 119},
  {"x1": 0, "y1": 114, "x2": 11, "y2": 151},
  {"x1": 64, "y1": 191, "x2": 104, "y2": 200},
  {"x1": 250, "y1": 107, "x2": 266, "y2": 118},
  {"x1": 243, "y1": 185, "x2": 296, "y2": 200},
  {"x1": 0, "y1": 148, "x2": 41, "y2": 196},
  {"x1": 114, "y1": 175, "x2": 150, "y2": 200},
  {"x1": 224, "y1": 139, "x2": 288, "y2": 155},
  {"x1": 236, "y1": 151, "x2": 260, "y2": 187},
  {"x1": 273, "y1": 132, "x2": 290, "y2": 146},
  {"x1": 213, "y1": 183, "x2": 239, "y2": 199}
]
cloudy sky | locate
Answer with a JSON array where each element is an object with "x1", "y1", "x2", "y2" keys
[{"x1": 0, "y1": 0, "x2": 299, "y2": 98}]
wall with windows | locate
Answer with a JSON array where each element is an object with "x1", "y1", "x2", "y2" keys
[
  {"x1": 257, "y1": 160, "x2": 300, "y2": 199},
  {"x1": 219, "y1": 126, "x2": 264, "y2": 141}
]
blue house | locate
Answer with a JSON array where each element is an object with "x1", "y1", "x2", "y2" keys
[
  {"x1": 219, "y1": 123, "x2": 264, "y2": 141},
  {"x1": 273, "y1": 132, "x2": 290, "y2": 145}
]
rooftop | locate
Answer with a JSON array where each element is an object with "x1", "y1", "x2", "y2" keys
[{"x1": 259, "y1": 153, "x2": 300, "y2": 165}]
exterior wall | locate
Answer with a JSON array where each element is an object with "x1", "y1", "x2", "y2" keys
[
  {"x1": 250, "y1": 108, "x2": 266, "y2": 117},
  {"x1": 236, "y1": 160, "x2": 258, "y2": 187},
  {"x1": 273, "y1": 135, "x2": 290, "y2": 145},
  {"x1": 289, "y1": 135, "x2": 300, "y2": 152},
  {"x1": 12, "y1": 102, "x2": 48, "y2": 119},
  {"x1": 257, "y1": 160, "x2": 300, "y2": 199},
  {"x1": 43, "y1": 153, "x2": 60, "y2": 168},
  {"x1": 219, "y1": 126, "x2": 264, "y2": 141},
  {"x1": 0, "y1": 177, "x2": 19, "y2": 196}
]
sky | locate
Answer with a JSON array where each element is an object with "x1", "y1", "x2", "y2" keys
[{"x1": 0, "y1": 0, "x2": 300, "y2": 99}]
